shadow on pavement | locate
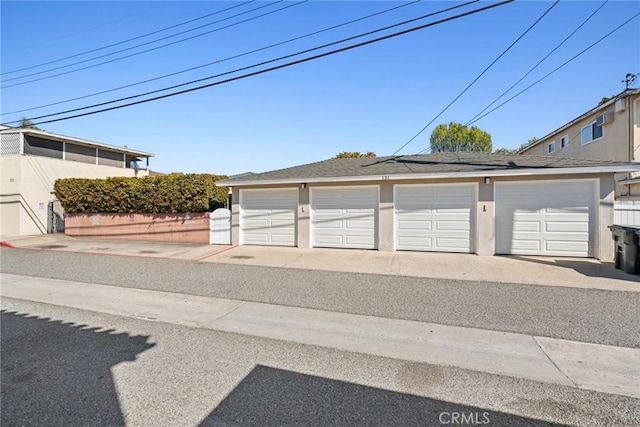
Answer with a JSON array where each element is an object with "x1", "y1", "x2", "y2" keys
[
  {"x1": 202, "y1": 365, "x2": 567, "y2": 427},
  {"x1": 1, "y1": 309, "x2": 154, "y2": 426},
  {"x1": 506, "y1": 256, "x2": 640, "y2": 282}
]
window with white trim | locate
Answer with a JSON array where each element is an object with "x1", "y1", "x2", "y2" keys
[
  {"x1": 560, "y1": 134, "x2": 569, "y2": 148},
  {"x1": 548, "y1": 141, "x2": 555, "y2": 153},
  {"x1": 581, "y1": 117, "x2": 603, "y2": 145}
]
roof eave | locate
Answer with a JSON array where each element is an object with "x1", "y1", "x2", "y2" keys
[
  {"x1": 519, "y1": 88, "x2": 640, "y2": 153},
  {"x1": 218, "y1": 165, "x2": 640, "y2": 187},
  {"x1": 1, "y1": 128, "x2": 155, "y2": 157}
]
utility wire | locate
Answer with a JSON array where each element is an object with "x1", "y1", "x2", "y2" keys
[
  {"x1": 5, "y1": 0, "x2": 481, "y2": 124},
  {"x1": 464, "y1": 0, "x2": 608, "y2": 126},
  {"x1": 466, "y1": 12, "x2": 640, "y2": 127},
  {"x1": 3, "y1": 0, "x2": 421, "y2": 116},
  {"x1": 2, "y1": 1, "x2": 301, "y2": 88},
  {"x1": 11, "y1": 0, "x2": 513, "y2": 127},
  {"x1": 1, "y1": 1, "x2": 251, "y2": 75},
  {"x1": 390, "y1": 0, "x2": 560, "y2": 156}
]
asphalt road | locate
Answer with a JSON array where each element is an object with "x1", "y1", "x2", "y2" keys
[
  {"x1": 3, "y1": 298, "x2": 638, "y2": 427},
  {"x1": 2, "y1": 248, "x2": 639, "y2": 348}
]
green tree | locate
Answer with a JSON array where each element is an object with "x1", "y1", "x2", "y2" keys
[
  {"x1": 19, "y1": 118, "x2": 42, "y2": 130},
  {"x1": 493, "y1": 147, "x2": 518, "y2": 154},
  {"x1": 494, "y1": 137, "x2": 538, "y2": 155},
  {"x1": 334, "y1": 151, "x2": 377, "y2": 159},
  {"x1": 430, "y1": 122, "x2": 492, "y2": 153},
  {"x1": 598, "y1": 95, "x2": 616, "y2": 105}
]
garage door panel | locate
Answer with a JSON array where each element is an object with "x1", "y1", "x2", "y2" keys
[
  {"x1": 510, "y1": 221, "x2": 541, "y2": 232},
  {"x1": 545, "y1": 207, "x2": 589, "y2": 214},
  {"x1": 397, "y1": 211, "x2": 432, "y2": 219},
  {"x1": 545, "y1": 222, "x2": 589, "y2": 232},
  {"x1": 268, "y1": 220, "x2": 295, "y2": 230},
  {"x1": 546, "y1": 240, "x2": 588, "y2": 253},
  {"x1": 345, "y1": 219, "x2": 375, "y2": 229},
  {"x1": 495, "y1": 181, "x2": 594, "y2": 257},
  {"x1": 434, "y1": 207, "x2": 469, "y2": 214},
  {"x1": 313, "y1": 219, "x2": 343, "y2": 230},
  {"x1": 395, "y1": 184, "x2": 475, "y2": 253},
  {"x1": 241, "y1": 189, "x2": 297, "y2": 247},
  {"x1": 270, "y1": 234, "x2": 295, "y2": 243},
  {"x1": 311, "y1": 187, "x2": 377, "y2": 249},
  {"x1": 243, "y1": 219, "x2": 269, "y2": 228},
  {"x1": 510, "y1": 240, "x2": 542, "y2": 252},
  {"x1": 435, "y1": 237, "x2": 470, "y2": 251},
  {"x1": 346, "y1": 235, "x2": 375, "y2": 246},
  {"x1": 397, "y1": 220, "x2": 432, "y2": 231},
  {"x1": 435, "y1": 220, "x2": 469, "y2": 231},
  {"x1": 243, "y1": 235, "x2": 269, "y2": 244},
  {"x1": 243, "y1": 209, "x2": 270, "y2": 218},
  {"x1": 315, "y1": 235, "x2": 343, "y2": 245},
  {"x1": 398, "y1": 236, "x2": 433, "y2": 249}
]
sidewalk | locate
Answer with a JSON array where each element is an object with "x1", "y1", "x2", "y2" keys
[
  {"x1": 3, "y1": 234, "x2": 639, "y2": 292},
  {"x1": 2, "y1": 273, "x2": 639, "y2": 399},
  {"x1": 0, "y1": 234, "x2": 228, "y2": 261}
]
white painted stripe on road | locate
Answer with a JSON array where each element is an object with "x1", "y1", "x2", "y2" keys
[{"x1": 2, "y1": 273, "x2": 638, "y2": 398}]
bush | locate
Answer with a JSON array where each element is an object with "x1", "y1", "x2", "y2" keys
[{"x1": 54, "y1": 174, "x2": 228, "y2": 214}]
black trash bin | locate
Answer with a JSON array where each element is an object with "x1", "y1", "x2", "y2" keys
[{"x1": 608, "y1": 225, "x2": 640, "y2": 274}]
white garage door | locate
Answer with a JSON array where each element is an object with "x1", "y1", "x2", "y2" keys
[
  {"x1": 395, "y1": 184, "x2": 475, "y2": 253},
  {"x1": 311, "y1": 186, "x2": 378, "y2": 249},
  {"x1": 495, "y1": 180, "x2": 595, "y2": 257},
  {"x1": 240, "y1": 188, "x2": 297, "y2": 246}
]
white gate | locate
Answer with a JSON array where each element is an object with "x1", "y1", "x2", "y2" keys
[
  {"x1": 614, "y1": 200, "x2": 640, "y2": 226},
  {"x1": 210, "y1": 208, "x2": 231, "y2": 245}
]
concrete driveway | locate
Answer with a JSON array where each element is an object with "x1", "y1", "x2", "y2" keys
[
  {"x1": 201, "y1": 245, "x2": 640, "y2": 292},
  {"x1": 3, "y1": 234, "x2": 638, "y2": 292}
]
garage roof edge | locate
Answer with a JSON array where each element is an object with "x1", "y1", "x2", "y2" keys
[{"x1": 218, "y1": 165, "x2": 640, "y2": 187}]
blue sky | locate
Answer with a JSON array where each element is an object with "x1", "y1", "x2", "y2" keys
[{"x1": 2, "y1": 1, "x2": 639, "y2": 175}]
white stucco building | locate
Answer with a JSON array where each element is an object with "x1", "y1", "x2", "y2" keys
[{"x1": 0, "y1": 126, "x2": 153, "y2": 236}]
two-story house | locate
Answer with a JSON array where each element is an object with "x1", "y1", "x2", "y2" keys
[
  {"x1": 0, "y1": 126, "x2": 153, "y2": 236},
  {"x1": 520, "y1": 88, "x2": 640, "y2": 199}
]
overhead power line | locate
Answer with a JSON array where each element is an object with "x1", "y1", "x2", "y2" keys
[
  {"x1": 390, "y1": 0, "x2": 560, "y2": 156},
  {"x1": 3, "y1": 0, "x2": 421, "y2": 117},
  {"x1": 2, "y1": 1, "x2": 303, "y2": 88},
  {"x1": 466, "y1": 12, "x2": 640, "y2": 127},
  {"x1": 5, "y1": 0, "x2": 482, "y2": 125},
  {"x1": 464, "y1": 0, "x2": 608, "y2": 126},
  {"x1": 9, "y1": 0, "x2": 513, "y2": 127},
  {"x1": 1, "y1": 1, "x2": 253, "y2": 75}
]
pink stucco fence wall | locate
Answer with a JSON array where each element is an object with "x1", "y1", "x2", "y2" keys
[{"x1": 64, "y1": 213, "x2": 209, "y2": 244}]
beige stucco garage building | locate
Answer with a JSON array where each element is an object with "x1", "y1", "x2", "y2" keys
[{"x1": 217, "y1": 153, "x2": 640, "y2": 261}]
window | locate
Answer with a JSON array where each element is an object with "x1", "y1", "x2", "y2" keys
[
  {"x1": 582, "y1": 119, "x2": 603, "y2": 145},
  {"x1": 65, "y1": 143, "x2": 96, "y2": 164},
  {"x1": 560, "y1": 135, "x2": 569, "y2": 148},
  {"x1": 97, "y1": 149, "x2": 124, "y2": 168},
  {"x1": 548, "y1": 141, "x2": 555, "y2": 153},
  {"x1": 24, "y1": 136, "x2": 63, "y2": 159}
]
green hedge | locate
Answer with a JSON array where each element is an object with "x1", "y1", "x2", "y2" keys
[{"x1": 54, "y1": 174, "x2": 228, "y2": 214}]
